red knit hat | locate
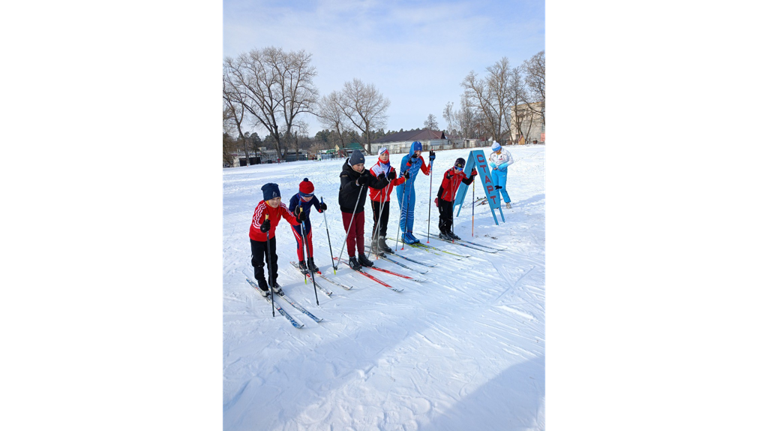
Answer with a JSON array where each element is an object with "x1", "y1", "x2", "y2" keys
[{"x1": 299, "y1": 178, "x2": 314, "y2": 196}]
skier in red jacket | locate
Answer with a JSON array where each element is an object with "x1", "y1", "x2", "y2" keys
[
  {"x1": 249, "y1": 183, "x2": 305, "y2": 296},
  {"x1": 369, "y1": 147, "x2": 409, "y2": 254},
  {"x1": 436, "y1": 157, "x2": 477, "y2": 241}
]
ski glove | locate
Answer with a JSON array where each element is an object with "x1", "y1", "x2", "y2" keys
[
  {"x1": 387, "y1": 170, "x2": 396, "y2": 180},
  {"x1": 470, "y1": 169, "x2": 478, "y2": 177},
  {"x1": 378, "y1": 172, "x2": 386, "y2": 180},
  {"x1": 319, "y1": 202, "x2": 328, "y2": 211},
  {"x1": 297, "y1": 210, "x2": 307, "y2": 222},
  {"x1": 429, "y1": 150, "x2": 436, "y2": 161},
  {"x1": 403, "y1": 170, "x2": 410, "y2": 180},
  {"x1": 260, "y1": 219, "x2": 271, "y2": 233},
  {"x1": 407, "y1": 153, "x2": 419, "y2": 166}
]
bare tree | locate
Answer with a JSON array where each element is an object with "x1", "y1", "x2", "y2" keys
[
  {"x1": 221, "y1": 100, "x2": 237, "y2": 166},
  {"x1": 458, "y1": 94, "x2": 476, "y2": 139},
  {"x1": 424, "y1": 114, "x2": 439, "y2": 131},
  {"x1": 339, "y1": 78, "x2": 390, "y2": 154},
  {"x1": 508, "y1": 66, "x2": 531, "y2": 143},
  {"x1": 223, "y1": 80, "x2": 251, "y2": 165},
  {"x1": 223, "y1": 47, "x2": 318, "y2": 160},
  {"x1": 461, "y1": 57, "x2": 516, "y2": 143},
  {"x1": 315, "y1": 91, "x2": 350, "y2": 149},
  {"x1": 522, "y1": 50, "x2": 545, "y2": 126},
  {"x1": 442, "y1": 102, "x2": 455, "y2": 135}
]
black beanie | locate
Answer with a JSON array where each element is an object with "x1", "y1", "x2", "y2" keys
[{"x1": 454, "y1": 157, "x2": 466, "y2": 168}]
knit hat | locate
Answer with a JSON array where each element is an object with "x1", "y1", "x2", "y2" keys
[
  {"x1": 378, "y1": 147, "x2": 389, "y2": 156},
  {"x1": 491, "y1": 141, "x2": 501, "y2": 151},
  {"x1": 261, "y1": 183, "x2": 281, "y2": 201},
  {"x1": 454, "y1": 158, "x2": 466, "y2": 169},
  {"x1": 411, "y1": 141, "x2": 422, "y2": 152},
  {"x1": 348, "y1": 149, "x2": 365, "y2": 166},
  {"x1": 299, "y1": 178, "x2": 314, "y2": 197}
]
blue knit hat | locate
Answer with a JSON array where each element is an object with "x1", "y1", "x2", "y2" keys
[
  {"x1": 261, "y1": 183, "x2": 281, "y2": 201},
  {"x1": 411, "y1": 141, "x2": 422, "y2": 152},
  {"x1": 348, "y1": 149, "x2": 365, "y2": 166},
  {"x1": 491, "y1": 141, "x2": 501, "y2": 151}
]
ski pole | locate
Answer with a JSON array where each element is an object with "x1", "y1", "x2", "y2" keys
[
  {"x1": 400, "y1": 180, "x2": 413, "y2": 251},
  {"x1": 320, "y1": 196, "x2": 335, "y2": 275},
  {"x1": 472, "y1": 178, "x2": 475, "y2": 238},
  {"x1": 394, "y1": 182, "x2": 402, "y2": 253},
  {"x1": 427, "y1": 158, "x2": 434, "y2": 243},
  {"x1": 336, "y1": 181, "x2": 364, "y2": 270},
  {"x1": 264, "y1": 215, "x2": 275, "y2": 317},
  {"x1": 450, "y1": 171, "x2": 455, "y2": 243},
  {"x1": 369, "y1": 179, "x2": 392, "y2": 260},
  {"x1": 300, "y1": 211, "x2": 319, "y2": 305}
]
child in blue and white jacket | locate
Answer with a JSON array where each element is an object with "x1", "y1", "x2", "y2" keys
[{"x1": 488, "y1": 141, "x2": 514, "y2": 208}]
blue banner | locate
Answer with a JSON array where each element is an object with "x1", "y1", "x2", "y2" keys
[{"x1": 454, "y1": 149, "x2": 505, "y2": 225}]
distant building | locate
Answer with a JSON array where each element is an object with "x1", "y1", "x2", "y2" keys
[
  {"x1": 335, "y1": 142, "x2": 367, "y2": 158},
  {"x1": 510, "y1": 102, "x2": 545, "y2": 144},
  {"x1": 371, "y1": 129, "x2": 448, "y2": 154}
]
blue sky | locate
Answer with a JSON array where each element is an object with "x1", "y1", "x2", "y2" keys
[{"x1": 223, "y1": 0, "x2": 544, "y2": 137}]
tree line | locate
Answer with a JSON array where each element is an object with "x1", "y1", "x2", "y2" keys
[{"x1": 223, "y1": 47, "x2": 544, "y2": 165}]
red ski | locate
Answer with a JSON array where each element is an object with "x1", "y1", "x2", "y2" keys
[{"x1": 339, "y1": 260, "x2": 403, "y2": 292}]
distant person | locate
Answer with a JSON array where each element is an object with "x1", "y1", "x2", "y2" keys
[
  {"x1": 436, "y1": 157, "x2": 477, "y2": 240},
  {"x1": 249, "y1": 183, "x2": 305, "y2": 296},
  {"x1": 489, "y1": 141, "x2": 514, "y2": 209},
  {"x1": 287, "y1": 178, "x2": 328, "y2": 274},
  {"x1": 339, "y1": 150, "x2": 385, "y2": 270},
  {"x1": 396, "y1": 141, "x2": 435, "y2": 244},
  {"x1": 369, "y1": 147, "x2": 409, "y2": 254}
]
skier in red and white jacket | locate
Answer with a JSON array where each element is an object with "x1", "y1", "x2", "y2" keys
[
  {"x1": 249, "y1": 183, "x2": 305, "y2": 296},
  {"x1": 368, "y1": 147, "x2": 409, "y2": 254},
  {"x1": 436, "y1": 157, "x2": 476, "y2": 241}
]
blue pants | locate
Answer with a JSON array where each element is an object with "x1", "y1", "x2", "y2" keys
[
  {"x1": 492, "y1": 169, "x2": 510, "y2": 203},
  {"x1": 396, "y1": 184, "x2": 416, "y2": 234}
]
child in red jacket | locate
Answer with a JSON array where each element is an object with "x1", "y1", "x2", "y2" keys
[
  {"x1": 249, "y1": 183, "x2": 305, "y2": 296},
  {"x1": 369, "y1": 147, "x2": 409, "y2": 254},
  {"x1": 436, "y1": 158, "x2": 476, "y2": 241}
]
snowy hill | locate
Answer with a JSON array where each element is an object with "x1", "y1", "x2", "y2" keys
[{"x1": 223, "y1": 145, "x2": 546, "y2": 430}]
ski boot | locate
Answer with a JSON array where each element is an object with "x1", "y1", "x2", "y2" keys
[
  {"x1": 257, "y1": 278, "x2": 270, "y2": 297},
  {"x1": 448, "y1": 231, "x2": 461, "y2": 241},
  {"x1": 307, "y1": 257, "x2": 319, "y2": 273},
  {"x1": 506, "y1": 202, "x2": 511, "y2": 209},
  {"x1": 439, "y1": 232, "x2": 452, "y2": 241},
  {"x1": 269, "y1": 280, "x2": 282, "y2": 295},
  {"x1": 378, "y1": 237, "x2": 393, "y2": 254},
  {"x1": 370, "y1": 239, "x2": 383, "y2": 256},
  {"x1": 297, "y1": 260, "x2": 308, "y2": 275},
  {"x1": 358, "y1": 253, "x2": 374, "y2": 267},
  {"x1": 348, "y1": 256, "x2": 362, "y2": 271}
]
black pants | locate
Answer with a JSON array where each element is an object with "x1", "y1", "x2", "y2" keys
[
  {"x1": 371, "y1": 200, "x2": 390, "y2": 240},
  {"x1": 437, "y1": 198, "x2": 454, "y2": 234},
  {"x1": 250, "y1": 237, "x2": 278, "y2": 284}
]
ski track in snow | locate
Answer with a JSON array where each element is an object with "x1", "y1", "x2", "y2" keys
[{"x1": 223, "y1": 146, "x2": 545, "y2": 430}]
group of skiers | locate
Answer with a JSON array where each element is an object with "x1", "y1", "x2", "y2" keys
[{"x1": 248, "y1": 141, "x2": 514, "y2": 296}]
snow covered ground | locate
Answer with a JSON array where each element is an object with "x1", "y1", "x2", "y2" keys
[{"x1": 223, "y1": 145, "x2": 546, "y2": 430}]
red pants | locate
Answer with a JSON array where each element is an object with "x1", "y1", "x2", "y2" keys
[
  {"x1": 342, "y1": 210, "x2": 365, "y2": 257},
  {"x1": 291, "y1": 224, "x2": 313, "y2": 261}
]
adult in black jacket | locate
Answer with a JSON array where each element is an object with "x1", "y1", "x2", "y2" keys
[{"x1": 338, "y1": 150, "x2": 387, "y2": 270}]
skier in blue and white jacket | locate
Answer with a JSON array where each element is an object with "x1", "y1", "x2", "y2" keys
[
  {"x1": 396, "y1": 141, "x2": 435, "y2": 244},
  {"x1": 489, "y1": 141, "x2": 514, "y2": 208}
]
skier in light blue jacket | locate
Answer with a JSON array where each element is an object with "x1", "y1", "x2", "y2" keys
[
  {"x1": 489, "y1": 141, "x2": 514, "y2": 208},
  {"x1": 396, "y1": 141, "x2": 435, "y2": 244}
]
